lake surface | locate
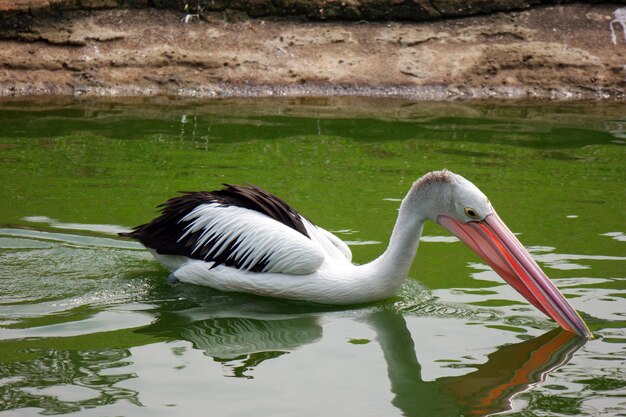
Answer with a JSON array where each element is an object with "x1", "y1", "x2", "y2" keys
[{"x1": 0, "y1": 97, "x2": 624, "y2": 417}]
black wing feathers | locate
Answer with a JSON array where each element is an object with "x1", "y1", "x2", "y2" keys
[
  {"x1": 213, "y1": 184, "x2": 309, "y2": 237},
  {"x1": 119, "y1": 184, "x2": 310, "y2": 271}
]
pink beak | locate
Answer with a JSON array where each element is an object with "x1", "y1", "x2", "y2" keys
[{"x1": 438, "y1": 211, "x2": 592, "y2": 339}]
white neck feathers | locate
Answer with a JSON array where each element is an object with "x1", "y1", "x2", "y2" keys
[{"x1": 362, "y1": 182, "x2": 428, "y2": 292}]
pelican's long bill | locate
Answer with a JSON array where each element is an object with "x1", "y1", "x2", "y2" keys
[{"x1": 438, "y1": 211, "x2": 593, "y2": 339}]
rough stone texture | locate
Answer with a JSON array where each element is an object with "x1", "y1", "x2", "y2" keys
[
  {"x1": 0, "y1": 3, "x2": 625, "y2": 99},
  {"x1": 1, "y1": 0, "x2": 624, "y2": 20}
]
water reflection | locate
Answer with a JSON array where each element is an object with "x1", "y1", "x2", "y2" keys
[
  {"x1": 141, "y1": 304, "x2": 322, "y2": 379},
  {"x1": 368, "y1": 310, "x2": 584, "y2": 416},
  {"x1": 0, "y1": 348, "x2": 140, "y2": 414},
  {"x1": 0, "y1": 99, "x2": 622, "y2": 150},
  {"x1": 0, "y1": 295, "x2": 585, "y2": 417},
  {"x1": 139, "y1": 299, "x2": 585, "y2": 415},
  {"x1": 146, "y1": 305, "x2": 585, "y2": 416}
]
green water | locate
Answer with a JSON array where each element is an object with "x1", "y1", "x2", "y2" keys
[{"x1": 0, "y1": 97, "x2": 624, "y2": 416}]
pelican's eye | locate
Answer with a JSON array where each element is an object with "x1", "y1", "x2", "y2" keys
[{"x1": 464, "y1": 207, "x2": 479, "y2": 220}]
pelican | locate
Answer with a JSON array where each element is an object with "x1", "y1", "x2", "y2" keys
[{"x1": 120, "y1": 170, "x2": 592, "y2": 338}]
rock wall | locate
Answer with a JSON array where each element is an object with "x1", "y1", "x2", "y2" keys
[
  {"x1": 1, "y1": 0, "x2": 624, "y2": 20},
  {"x1": 0, "y1": 2, "x2": 624, "y2": 99}
]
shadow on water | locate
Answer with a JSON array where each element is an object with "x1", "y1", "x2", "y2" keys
[{"x1": 0, "y1": 98, "x2": 623, "y2": 149}]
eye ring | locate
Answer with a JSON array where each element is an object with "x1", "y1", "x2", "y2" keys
[{"x1": 464, "y1": 207, "x2": 479, "y2": 220}]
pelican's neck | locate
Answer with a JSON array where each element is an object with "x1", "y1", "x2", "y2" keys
[{"x1": 367, "y1": 186, "x2": 426, "y2": 286}]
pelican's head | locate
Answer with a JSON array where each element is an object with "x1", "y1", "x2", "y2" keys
[{"x1": 414, "y1": 170, "x2": 592, "y2": 339}]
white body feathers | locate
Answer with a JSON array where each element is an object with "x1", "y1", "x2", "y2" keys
[
  {"x1": 123, "y1": 173, "x2": 469, "y2": 304},
  {"x1": 153, "y1": 203, "x2": 405, "y2": 304},
  {"x1": 180, "y1": 204, "x2": 325, "y2": 275}
]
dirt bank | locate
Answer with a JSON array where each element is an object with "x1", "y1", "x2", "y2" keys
[{"x1": 1, "y1": 3, "x2": 625, "y2": 99}]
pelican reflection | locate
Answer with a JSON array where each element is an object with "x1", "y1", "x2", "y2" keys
[
  {"x1": 0, "y1": 298, "x2": 585, "y2": 416},
  {"x1": 367, "y1": 310, "x2": 585, "y2": 416},
  {"x1": 136, "y1": 292, "x2": 325, "y2": 379},
  {"x1": 162, "y1": 304, "x2": 584, "y2": 415}
]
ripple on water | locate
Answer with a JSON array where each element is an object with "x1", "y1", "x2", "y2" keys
[
  {"x1": 394, "y1": 280, "x2": 504, "y2": 324},
  {"x1": 21, "y1": 216, "x2": 130, "y2": 236},
  {"x1": 0, "y1": 228, "x2": 156, "y2": 335},
  {"x1": 0, "y1": 237, "x2": 55, "y2": 249}
]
